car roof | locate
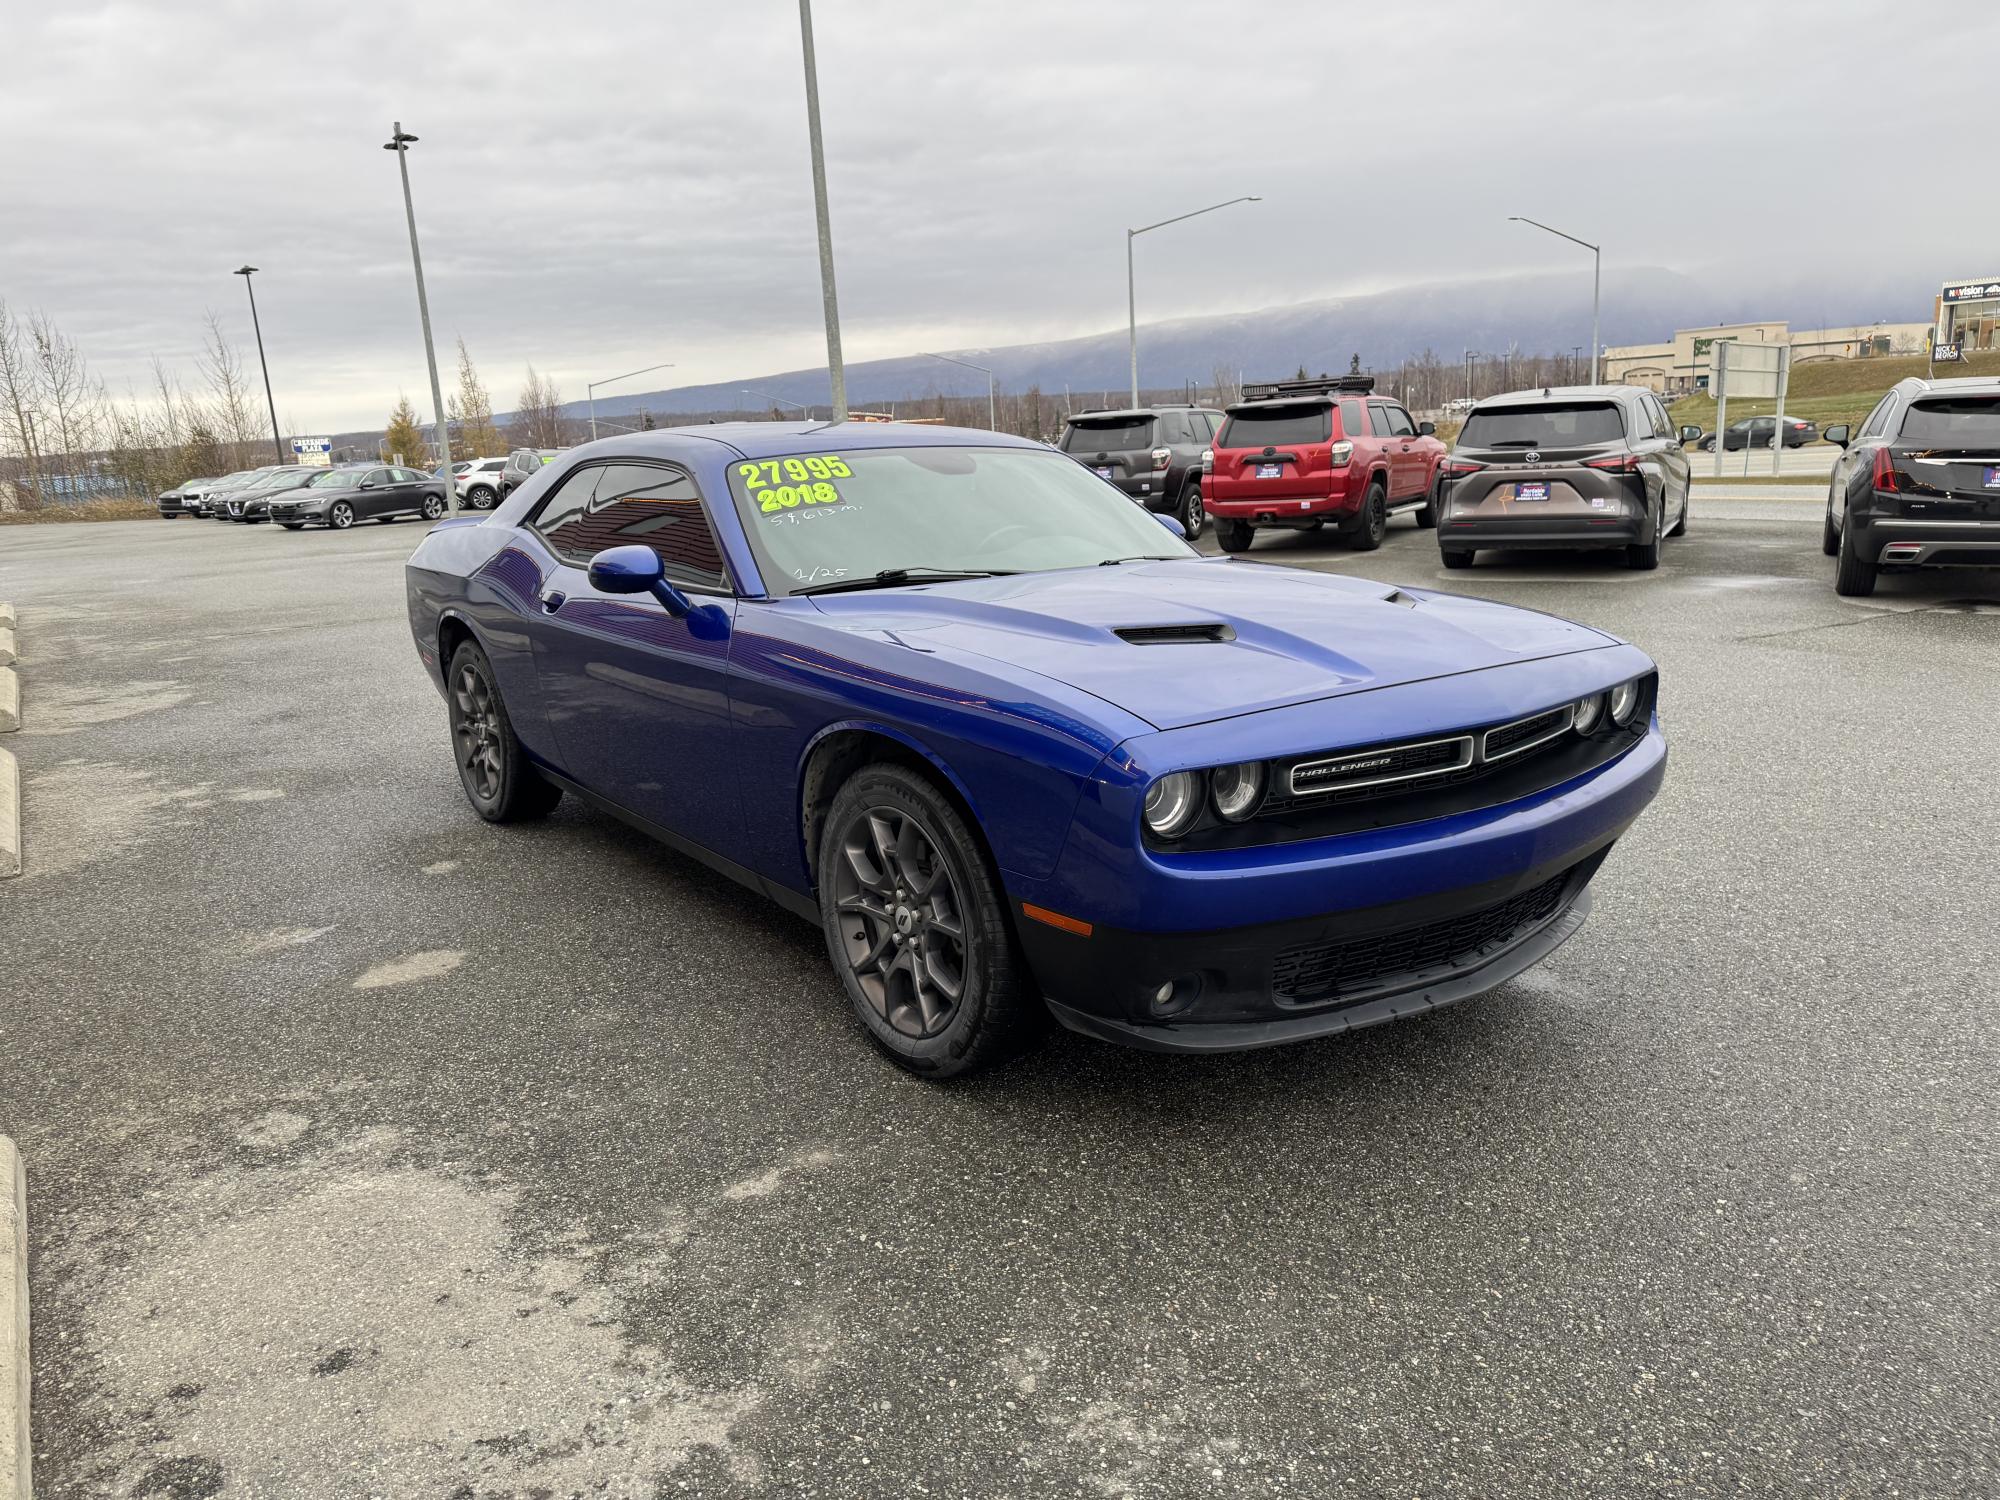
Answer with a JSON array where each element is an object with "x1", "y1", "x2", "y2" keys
[
  {"x1": 1908, "y1": 375, "x2": 2000, "y2": 395},
  {"x1": 1477, "y1": 385, "x2": 1645, "y2": 405},
  {"x1": 553, "y1": 420, "x2": 1049, "y2": 463},
  {"x1": 1066, "y1": 406, "x2": 1212, "y2": 421}
]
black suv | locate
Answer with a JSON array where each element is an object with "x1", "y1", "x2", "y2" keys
[
  {"x1": 1438, "y1": 385, "x2": 1698, "y2": 571},
  {"x1": 1822, "y1": 375, "x2": 2000, "y2": 596},
  {"x1": 1058, "y1": 404, "x2": 1222, "y2": 538}
]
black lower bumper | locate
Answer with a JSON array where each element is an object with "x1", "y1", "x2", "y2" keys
[
  {"x1": 1857, "y1": 517, "x2": 2000, "y2": 568},
  {"x1": 1022, "y1": 843, "x2": 1612, "y2": 1054},
  {"x1": 1439, "y1": 516, "x2": 1642, "y2": 552}
]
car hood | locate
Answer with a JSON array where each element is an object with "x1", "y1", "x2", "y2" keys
[{"x1": 805, "y1": 559, "x2": 1616, "y2": 731}]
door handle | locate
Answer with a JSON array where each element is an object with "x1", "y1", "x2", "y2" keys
[{"x1": 539, "y1": 589, "x2": 566, "y2": 613}]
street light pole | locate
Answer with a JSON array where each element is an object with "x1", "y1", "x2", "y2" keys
[
  {"x1": 232, "y1": 266, "x2": 286, "y2": 465},
  {"x1": 1508, "y1": 215, "x2": 1601, "y2": 385},
  {"x1": 743, "y1": 389, "x2": 813, "y2": 420},
  {"x1": 797, "y1": 0, "x2": 846, "y2": 422},
  {"x1": 1127, "y1": 196, "x2": 1261, "y2": 405},
  {"x1": 384, "y1": 123, "x2": 454, "y2": 511},
  {"x1": 587, "y1": 360, "x2": 675, "y2": 441},
  {"x1": 921, "y1": 352, "x2": 995, "y2": 431}
]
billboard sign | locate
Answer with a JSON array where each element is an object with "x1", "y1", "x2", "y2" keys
[
  {"x1": 1932, "y1": 341, "x2": 1964, "y2": 363},
  {"x1": 1711, "y1": 339, "x2": 1784, "y2": 399},
  {"x1": 1941, "y1": 279, "x2": 2000, "y2": 304},
  {"x1": 291, "y1": 437, "x2": 332, "y2": 467}
]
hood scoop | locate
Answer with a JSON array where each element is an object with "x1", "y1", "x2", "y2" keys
[{"x1": 1114, "y1": 622, "x2": 1237, "y2": 645}]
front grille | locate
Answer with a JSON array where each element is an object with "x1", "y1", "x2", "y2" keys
[
  {"x1": 1289, "y1": 735, "x2": 1472, "y2": 797},
  {"x1": 1270, "y1": 871, "x2": 1573, "y2": 1004},
  {"x1": 1483, "y1": 704, "x2": 1573, "y2": 760}
]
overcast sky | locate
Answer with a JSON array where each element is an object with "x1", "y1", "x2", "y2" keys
[{"x1": 3, "y1": 1, "x2": 1994, "y2": 431}]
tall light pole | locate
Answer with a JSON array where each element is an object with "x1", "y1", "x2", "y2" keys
[
  {"x1": 1128, "y1": 196, "x2": 1260, "y2": 405},
  {"x1": 1508, "y1": 215, "x2": 1600, "y2": 384},
  {"x1": 384, "y1": 123, "x2": 454, "y2": 510},
  {"x1": 232, "y1": 266, "x2": 286, "y2": 465},
  {"x1": 921, "y1": 351, "x2": 995, "y2": 431},
  {"x1": 797, "y1": 0, "x2": 846, "y2": 422},
  {"x1": 744, "y1": 388, "x2": 814, "y2": 420},
  {"x1": 588, "y1": 360, "x2": 674, "y2": 441}
]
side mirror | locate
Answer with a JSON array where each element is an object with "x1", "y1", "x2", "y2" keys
[
  {"x1": 1823, "y1": 425, "x2": 1850, "y2": 448},
  {"x1": 1153, "y1": 512, "x2": 1187, "y2": 540},
  {"x1": 1678, "y1": 425, "x2": 1703, "y2": 444},
  {"x1": 1417, "y1": 420, "x2": 1436, "y2": 436},
  {"x1": 359, "y1": 480, "x2": 376, "y2": 490},
  {"x1": 588, "y1": 544, "x2": 693, "y2": 618}
]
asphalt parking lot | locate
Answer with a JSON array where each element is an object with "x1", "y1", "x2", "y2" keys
[{"x1": 2, "y1": 499, "x2": 1997, "y2": 1498}]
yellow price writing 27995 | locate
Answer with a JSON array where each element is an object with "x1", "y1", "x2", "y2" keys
[{"x1": 737, "y1": 454, "x2": 852, "y2": 489}]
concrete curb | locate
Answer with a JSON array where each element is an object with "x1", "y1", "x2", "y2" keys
[
  {"x1": 0, "y1": 670, "x2": 14, "y2": 735},
  {"x1": 0, "y1": 1136, "x2": 27, "y2": 1500},
  {"x1": 0, "y1": 629, "x2": 14, "y2": 668},
  {"x1": 0, "y1": 750, "x2": 16, "y2": 881}
]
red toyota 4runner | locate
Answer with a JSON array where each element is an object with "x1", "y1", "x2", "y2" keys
[{"x1": 1203, "y1": 377, "x2": 1448, "y2": 553}]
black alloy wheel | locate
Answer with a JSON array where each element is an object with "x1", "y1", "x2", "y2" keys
[
  {"x1": 328, "y1": 500, "x2": 355, "y2": 530},
  {"x1": 1349, "y1": 479, "x2": 1387, "y2": 551},
  {"x1": 1178, "y1": 477, "x2": 1205, "y2": 540},
  {"x1": 421, "y1": 493, "x2": 446, "y2": 520},
  {"x1": 445, "y1": 641, "x2": 562, "y2": 822},
  {"x1": 819, "y1": 765, "x2": 1031, "y2": 1077}
]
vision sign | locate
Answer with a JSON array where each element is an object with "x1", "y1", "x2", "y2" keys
[{"x1": 1941, "y1": 279, "x2": 2000, "y2": 303}]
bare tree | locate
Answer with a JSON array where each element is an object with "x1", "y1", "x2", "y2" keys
[
  {"x1": 454, "y1": 338, "x2": 505, "y2": 456},
  {"x1": 0, "y1": 299, "x2": 46, "y2": 508},
  {"x1": 198, "y1": 310, "x2": 260, "y2": 466},
  {"x1": 513, "y1": 364, "x2": 566, "y2": 449}
]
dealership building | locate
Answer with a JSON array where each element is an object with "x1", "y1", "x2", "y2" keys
[{"x1": 1602, "y1": 319, "x2": 1935, "y2": 394}]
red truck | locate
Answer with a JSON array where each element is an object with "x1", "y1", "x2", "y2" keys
[{"x1": 1202, "y1": 376, "x2": 1447, "y2": 552}]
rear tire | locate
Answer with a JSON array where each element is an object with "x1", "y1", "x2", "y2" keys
[
  {"x1": 468, "y1": 485, "x2": 497, "y2": 510},
  {"x1": 445, "y1": 640, "x2": 563, "y2": 822},
  {"x1": 819, "y1": 765, "x2": 1035, "y2": 1078},
  {"x1": 1214, "y1": 518, "x2": 1253, "y2": 553},
  {"x1": 1177, "y1": 477, "x2": 1205, "y2": 540},
  {"x1": 280, "y1": 523, "x2": 304, "y2": 531},
  {"x1": 1347, "y1": 479, "x2": 1387, "y2": 551},
  {"x1": 421, "y1": 493, "x2": 446, "y2": 520},
  {"x1": 1625, "y1": 504, "x2": 1661, "y2": 570},
  {"x1": 1834, "y1": 517, "x2": 1878, "y2": 597},
  {"x1": 1666, "y1": 491, "x2": 1688, "y2": 537},
  {"x1": 1414, "y1": 473, "x2": 1441, "y2": 529},
  {"x1": 1441, "y1": 548, "x2": 1475, "y2": 570}
]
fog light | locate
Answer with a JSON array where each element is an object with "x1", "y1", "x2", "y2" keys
[
  {"x1": 1153, "y1": 982, "x2": 1175, "y2": 1005},
  {"x1": 1149, "y1": 976, "x2": 1201, "y2": 1018}
]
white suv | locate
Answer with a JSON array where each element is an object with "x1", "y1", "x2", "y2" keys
[{"x1": 456, "y1": 457, "x2": 508, "y2": 509}]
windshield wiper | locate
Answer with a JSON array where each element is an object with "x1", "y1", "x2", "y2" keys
[
  {"x1": 792, "y1": 566, "x2": 1018, "y2": 597},
  {"x1": 1097, "y1": 554, "x2": 1182, "y2": 566}
]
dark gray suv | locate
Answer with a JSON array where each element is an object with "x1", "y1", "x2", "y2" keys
[
  {"x1": 1059, "y1": 405, "x2": 1222, "y2": 538},
  {"x1": 1438, "y1": 385, "x2": 1699, "y2": 571}
]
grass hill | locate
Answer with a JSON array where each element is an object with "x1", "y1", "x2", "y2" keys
[{"x1": 1667, "y1": 348, "x2": 2000, "y2": 435}]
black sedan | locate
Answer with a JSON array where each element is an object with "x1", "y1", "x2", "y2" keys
[
  {"x1": 1698, "y1": 416, "x2": 1819, "y2": 451},
  {"x1": 266, "y1": 464, "x2": 449, "y2": 530}
]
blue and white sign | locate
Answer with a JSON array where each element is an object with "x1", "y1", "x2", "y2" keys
[{"x1": 291, "y1": 436, "x2": 332, "y2": 467}]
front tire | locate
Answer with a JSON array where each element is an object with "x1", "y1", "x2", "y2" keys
[
  {"x1": 819, "y1": 765, "x2": 1033, "y2": 1078},
  {"x1": 1347, "y1": 479, "x2": 1387, "y2": 551},
  {"x1": 328, "y1": 500, "x2": 355, "y2": 530},
  {"x1": 281, "y1": 522, "x2": 304, "y2": 531},
  {"x1": 445, "y1": 640, "x2": 563, "y2": 822},
  {"x1": 1834, "y1": 517, "x2": 1878, "y2": 597},
  {"x1": 1177, "y1": 477, "x2": 1205, "y2": 540},
  {"x1": 1214, "y1": 518, "x2": 1253, "y2": 553}
]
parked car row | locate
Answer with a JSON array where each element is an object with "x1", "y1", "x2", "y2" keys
[{"x1": 156, "y1": 462, "x2": 449, "y2": 529}]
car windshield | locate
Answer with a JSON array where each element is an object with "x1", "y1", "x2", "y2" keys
[
  {"x1": 1459, "y1": 403, "x2": 1625, "y2": 448},
  {"x1": 726, "y1": 444, "x2": 1195, "y2": 595},
  {"x1": 307, "y1": 468, "x2": 363, "y2": 488},
  {"x1": 1060, "y1": 417, "x2": 1153, "y2": 453},
  {"x1": 1218, "y1": 403, "x2": 1332, "y2": 448},
  {"x1": 1899, "y1": 398, "x2": 2000, "y2": 448}
]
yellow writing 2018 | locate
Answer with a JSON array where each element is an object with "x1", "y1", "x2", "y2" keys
[{"x1": 758, "y1": 481, "x2": 844, "y2": 512}]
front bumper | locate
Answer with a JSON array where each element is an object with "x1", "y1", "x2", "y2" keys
[
  {"x1": 1033, "y1": 845, "x2": 1605, "y2": 1052},
  {"x1": 268, "y1": 504, "x2": 326, "y2": 524}
]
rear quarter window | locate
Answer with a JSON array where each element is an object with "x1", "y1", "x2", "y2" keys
[{"x1": 1218, "y1": 404, "x2": 1332, "y2": 449}]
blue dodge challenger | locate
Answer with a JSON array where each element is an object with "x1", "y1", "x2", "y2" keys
[{"x1": 406, "y1": 422, "x2": 1665, "y2": 1076}]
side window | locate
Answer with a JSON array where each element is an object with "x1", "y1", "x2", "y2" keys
[
  {"x1": 1338, "y1": 399, "x2": 1366, "y2": 437},
  {"x1": 1190, "y1": 412, "x2": 1215, "y2": 441},
  {"x1": 1367, "y1": 403, "x2": 1391, "y2": 436},
  {"x1": 531, "y1": 462, "x2": 730, "y2": 591},
  {"x1": 1156, "y1": 411, "x2": 1185, "y2": 443},
  {"x1": 364, "y1": 468, "x2": 391, "y2": 488},
  {"x1": 396, "y1": 468, "x2": 424, "y2": 483},
  {"x1": 1384, "y1": 405, "x2": 1417, "y2": 437},
  {"x1": 1858, "y1": 395, "x2": 1895, "y2": 440}
]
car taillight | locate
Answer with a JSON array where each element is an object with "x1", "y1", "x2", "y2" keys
[
  {"x1": 1444, "y1": 459, "x2": 1483, "y2": 478},
  {"x1": 1583, "y1": 453, "x2": 1642, "y2": 473},
  {"x1": 1200, "y1": 448, "x2": 1213, "y2": 475},
  {"x1": 1151, "y1": 447, "x2": 1171, "y2": 472},
  {"x1": 1870, "y1": 446, "x2": 1899, "y2": 493},
  {"x1": 1326, "y1": 441, "x2": 1354, "y2": 466}
]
